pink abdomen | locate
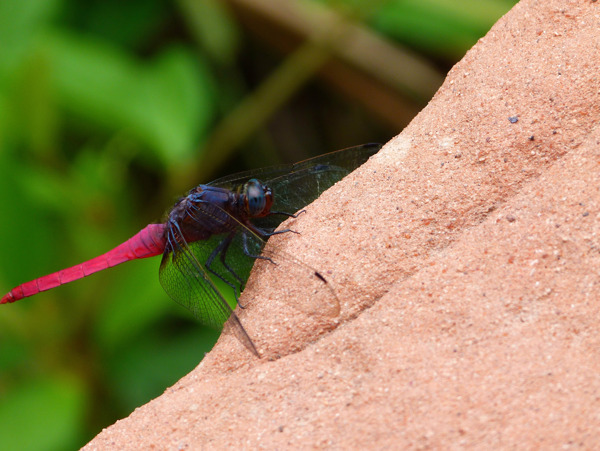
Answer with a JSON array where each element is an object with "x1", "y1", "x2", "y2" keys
[{"x1": 1, "y1": 223, "x2": 166, "y2": 304}]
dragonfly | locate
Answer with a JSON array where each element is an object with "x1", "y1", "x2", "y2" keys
[{"x1": 2, "y1": 143, "x2": 381, "y2": 356}]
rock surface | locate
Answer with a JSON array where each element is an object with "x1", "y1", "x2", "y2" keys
[{"x1": 85, "y1": 0, "x2": 600, "y2": 448}]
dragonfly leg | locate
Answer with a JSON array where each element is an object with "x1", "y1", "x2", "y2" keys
[
  {"x1": 260, "y1": 209, "x2": 305, "y2": 237},
  {"x1": 261, "y1": 228, "x2": 300, "y2": 237},
  {"x1": 269, "y1": 209, "x2": 306, "y2": 219},
  {"x1": 205, "y1": 234, "x2": 245, "y2": 304},
  {"x1": 218, "y1": 235, "x2": 257, "y2": 309},
  {"x1": 240, "y1": 230, "x2": 281, "y2": 264}
]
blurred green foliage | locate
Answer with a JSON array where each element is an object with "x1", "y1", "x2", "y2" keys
[
  {"x1": 0, "y1": 0, "x2": 516, "y2": 449},
  {"x1": 372, "y1": 0, "x2": 516, "y2": 59}
]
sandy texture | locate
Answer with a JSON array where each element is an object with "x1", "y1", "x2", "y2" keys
[{"x1": 85, "y1": 0, "x2": 600, "y2": 448}]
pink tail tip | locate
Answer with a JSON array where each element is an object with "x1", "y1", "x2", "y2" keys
[{"x1": 1, "y1": 292, "x2": 15, "y2": 304}]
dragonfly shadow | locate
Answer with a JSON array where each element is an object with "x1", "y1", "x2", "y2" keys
[{"x1": 253, "y1": 243, "x2": 340, "y2": 318}]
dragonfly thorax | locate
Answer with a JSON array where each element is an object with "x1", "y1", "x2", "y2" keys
[{"x1": 166, "y1": 180, "x2": 274, "y2": 246}]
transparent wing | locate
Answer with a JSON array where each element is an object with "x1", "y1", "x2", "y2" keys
[
  {"x1": 209, "y1": 143, "x2": 380, "y2": 196},
  {"x1": 159, "y1": 224, "x2": 259, "y2": 356},
  {"x1": 158, "y1": 199, "x2": 340, "y2": 355},
  {"x1": 256, "y1": 143, "x2": 381, "y2": 230},
  {"x1": 257, "y1": 244, "x2": 340, "y2": 318}
]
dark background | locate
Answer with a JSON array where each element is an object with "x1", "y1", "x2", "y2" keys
[{"x1": 0, "y1": 1, "x2": 516, "y2": 449}]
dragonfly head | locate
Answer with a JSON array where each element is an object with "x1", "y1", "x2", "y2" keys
[{"x1": 243, "y1": 178, "x2": 273, "y2": 217}]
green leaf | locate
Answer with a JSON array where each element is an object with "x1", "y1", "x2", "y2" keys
[
  {"x1": 177, "y1": 0, "x2": 241, "y2": 66},
  {"x1": 65, "y1": 0, "x2": 169, "y2": 49},
  {"x1": 106, "y1": 327, "x2": 218, "y2": 411},
  {"x1": 0, "y1": 0, "x2": 60, "y2": 73},
  {"x1": 372, "y1": 0, "x2": 517, "y2": 59},
  {"x1": 94, "y1": 257, "x2": 169, "y2": 351},
  {"x1": 41, "y1": 30, "x2": 215, "y2": 164},
  {"x1": 0, "y1": 159, "x2": 63, "y2": 284},
  {"x1": 0, "y1": 377, "x2": 88, "y2": 451}
]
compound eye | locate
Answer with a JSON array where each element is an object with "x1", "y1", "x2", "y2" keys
[{"x1": 244, "y1": 179, "x2": 273, "y2": 217}]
